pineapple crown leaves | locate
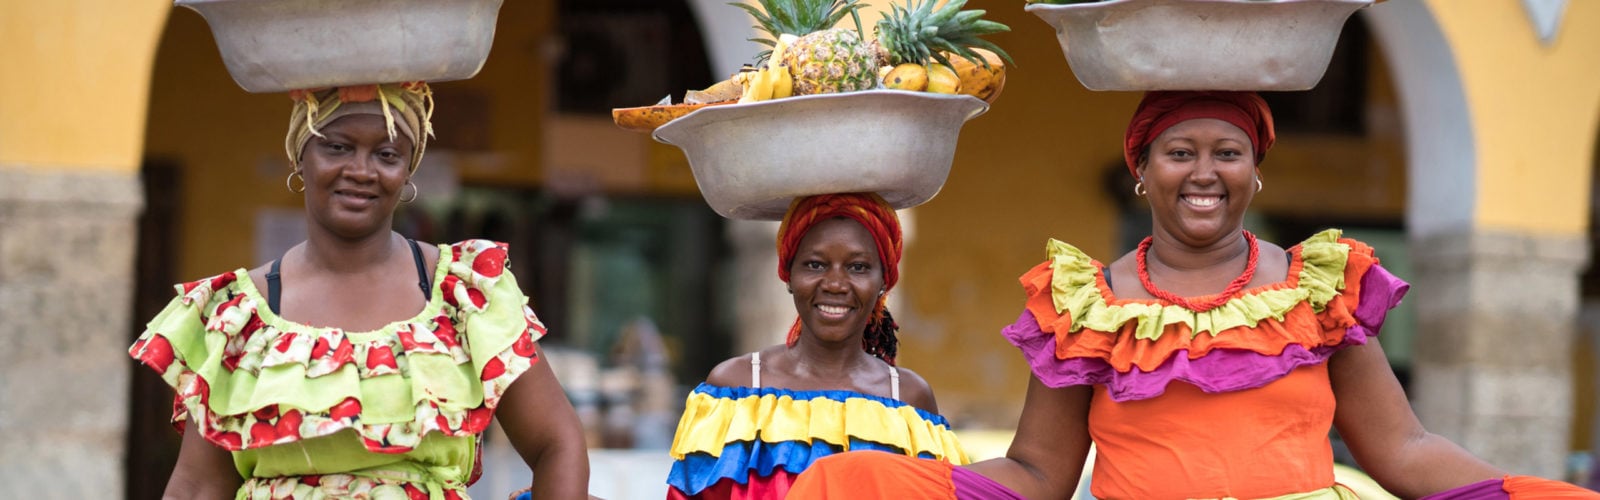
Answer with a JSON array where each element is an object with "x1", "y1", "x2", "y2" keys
[
  {"x1": 731, "y1": 0, "x2": 867, "y2": 63},
  {"x1": 876, "y1": 0, "x2": 1014, "y2": 70}
]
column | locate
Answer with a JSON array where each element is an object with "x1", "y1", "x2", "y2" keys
[
  {"x1": 1410, "y1": 229, "x2": 1588, "y2": 478},
  {"x1": 0, "y1": 166, "x2": 143, "y2": 494}
]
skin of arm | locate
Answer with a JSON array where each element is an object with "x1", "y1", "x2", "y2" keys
[
  {"x1": 965, "y1": 375, "x2": 1094, "y2": 499},
  {"x1": 163, "y1": 424, "x2": 243, "y2": 499},
  {"x1": 1329, "y1": 337, "x2": 1504, "y2": 498},
  {"x1": 497, "y1": 342, "x2": 592, "y2": 500},
  {"x1": 894, "y1": 367, "x2": 940, "y2": 414}
]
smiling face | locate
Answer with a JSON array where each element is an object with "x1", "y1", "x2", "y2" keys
[
  {"x1": 788, "y1": 217, "x2": 886, "y2": 345},
  {"x1": 1137, "y1": 118, "x2": 1258, "y2": 247},
  {"x1": 297, "y1": 114, "x2": 414, "y2": 239}
]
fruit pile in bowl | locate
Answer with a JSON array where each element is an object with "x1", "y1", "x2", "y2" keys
[
  {"x1": 612, "y1": 0, "x2": 1013, "y2": 133},
  {"x1": 618, "y1": 0, "x2": 1011, "y2": 219}
]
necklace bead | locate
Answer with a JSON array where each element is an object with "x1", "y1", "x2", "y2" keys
[{"x1": 1135, "y1": 231, "x2": 1260, "y2": 312}]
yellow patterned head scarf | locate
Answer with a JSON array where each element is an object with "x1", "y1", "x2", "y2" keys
[{"x1": 285, "y1": 82, "x2": 436, "y2": 173}]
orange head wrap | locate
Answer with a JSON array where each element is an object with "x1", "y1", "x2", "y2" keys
[
  {"x1": 775, "y1": 193, "x2": 903, "y2": 365},
  {"x1": 1123, "y1": 91, "x2": 1276, "y2": 178}
]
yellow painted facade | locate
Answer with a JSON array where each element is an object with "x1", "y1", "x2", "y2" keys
[
  {"x1": 1, "y1": 0, "x2": 1597, "y2": 471},
  {"x1": 1429, "y1": 0, "x2": 1600, "y2": 235},
  {"x1": 0, "y1": 0, "x2": 167, "y2": 171}
]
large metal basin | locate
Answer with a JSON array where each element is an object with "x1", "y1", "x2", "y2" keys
[
  {"x1": 1027, "y1": 0, "x2": 1372, "y2": 91},
  {"x1": 653, "y1": 91, "x2": 989, "y2": 220},
  {"x1": 176, "y1": 0, "x2": 504, "y2": 93}
]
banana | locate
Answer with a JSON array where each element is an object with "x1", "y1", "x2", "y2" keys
[{"x1": 740, "y1": 34, "x2": 796, "y2": 103}]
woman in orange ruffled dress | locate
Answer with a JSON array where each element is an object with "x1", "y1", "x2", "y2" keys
[
  {"x1": 128, "y1": 83, "x2": 590, "y2": 499},
  {"x1": 788, "y1": 91, "x2": 1598, "y2": 499}
]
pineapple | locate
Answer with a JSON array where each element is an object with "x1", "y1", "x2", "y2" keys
[
  {"x1": 876, "y1": 0, "x2": 1014, "y2": 71},
  {"x1": 734, "y1": 0, "x2": 881, "y2": 95}
]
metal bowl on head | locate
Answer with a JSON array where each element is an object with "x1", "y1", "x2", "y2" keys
[
  {"x1": 175, "y1": 0, "x2": 504, "y2": 93},
  {"x1": 1027, "y1": 0, "x2": 1373, "y2": 91},
  {"x1": 652, "y1": 90, "x2": 990, "y2": 220}
]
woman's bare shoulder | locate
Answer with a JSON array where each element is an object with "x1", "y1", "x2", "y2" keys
[
  {"x1": 893, "y1": 365, "x2": 940, "y2": 414},
  {"x1": 704, "y1": 351, "x2": 759, "y2": 387}
]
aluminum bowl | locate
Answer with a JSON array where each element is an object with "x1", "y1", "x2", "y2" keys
[
  {"x1": 175, "y1": 0, "x2": 504, "y2": 93},
  {"x1": 1027, "y1": 0, "x2": 1372, "y2": 91},
  {"x1": 653, "y1": 90, "x2": 989, "y2": 220}
]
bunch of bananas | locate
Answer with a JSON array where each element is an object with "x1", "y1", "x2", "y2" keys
[{"x1": 738, "y1": 34, "x2": 796, "y2": 103}]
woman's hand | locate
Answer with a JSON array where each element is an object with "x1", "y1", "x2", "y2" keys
[
  {"x1": 965, "y1": 375, "x2": 1093, "y2": 499},
  {"x1": 497, "y1": 343, "x2": 591, "y2": 500},
  {"x1": 1330, "y1": 337, "x2": 1504, "y2": 497},
  {"x1": 163, "y1": 422, "x2": 242, "y2": 499}
]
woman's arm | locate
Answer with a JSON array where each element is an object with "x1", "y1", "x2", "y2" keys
[
  {"x1": 964, "y1": 375, "x2": 1093, "y2": 499},
  {"x1": 1330, "y1": 338, "x2": 1503, "y2": 498},
  {"x1": 497, "y1": 343, "x2": 591, "y2": 500},
  {"x1": 163, "y1": 423, "x2": 242, "y2": 499}
]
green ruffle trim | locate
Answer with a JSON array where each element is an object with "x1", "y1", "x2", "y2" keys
[{"x1": 1047, "y1": 229, "x2": 1352, "y2": 341}]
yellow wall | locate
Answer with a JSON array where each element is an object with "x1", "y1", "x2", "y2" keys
[
  {"x1": 144, "y1": 2, "x2": 556, "y2": 281},
  {"x1": 0, "y1": 0, "x2": 168, "y2": 171},
  {"x1": 1429, "y1": 0, "x2": 1600, "y2": 236}
]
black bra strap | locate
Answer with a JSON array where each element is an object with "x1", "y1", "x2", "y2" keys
[
  {"x1": 408, "y1": 239, "x2": 432, "y2": 300},
  {"x1": 269, "y1": 240, "x2": 430, "y2": 315},
  {"x1": 266, "y1": 258, "x2": 283, "y2": 314}
]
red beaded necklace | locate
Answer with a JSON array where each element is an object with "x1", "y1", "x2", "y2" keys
[{"x1": 1135, "y1": 230, "x2": 1259, "y2": 312}]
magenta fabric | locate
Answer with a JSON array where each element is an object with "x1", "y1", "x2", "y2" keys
[
  {"x1": 1002, "y1": 264, "x2": 1409, "y2": 402},
  {"x1": 1418, "y1": 478, "x2": 1509, "y2": 500},
  {"x1": 951, "y1": 466, "x2": 1025, "y2": 500}
]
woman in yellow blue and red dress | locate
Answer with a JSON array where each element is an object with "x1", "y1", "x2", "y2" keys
[
  {"x1": 665, "y1": 193, "x2": 968, "y2": 498},
  {"x1": 788, "y1": 91, "x2": 1599, "y2": 499},
  {"x1": 129, "y1": 83, "x2": 590, "y2": 499}
]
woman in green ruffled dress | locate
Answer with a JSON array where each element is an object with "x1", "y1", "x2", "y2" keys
[{"x1": 129, "y1": 83, "x2": 590, "y2": 499}]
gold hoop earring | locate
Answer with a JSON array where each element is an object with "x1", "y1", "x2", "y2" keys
[
  {"x1": 285, "y1": 171, "x2": 305, "y2": 194},
  {"x1": 400, "y1": 180, "x2": 419, "y2": 203},
  {"x1": 1255, "y1": 178, "x2": 1264, "y2": 193},
  {"x1": 1133, "y1": 181, "x2": 1147, "y2": 197}
]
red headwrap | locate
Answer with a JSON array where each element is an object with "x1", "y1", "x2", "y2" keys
[
  {"x1": 1123, "y1": 91, "x2": 1276, "y2": 178},
  {"x1": 775, "y1": 193, "x2": 903, "y2": 364}
]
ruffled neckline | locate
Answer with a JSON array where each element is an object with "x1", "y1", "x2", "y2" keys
[
  {"x1": 1003, "y1": 229, "x2": 1410, "y2": 401},
  {"x1": 129, "y1": 239, "x2": 542, "y2": 454},
  {"x1": 667, "y1": 382, "x2": 968, "y2": 496}
]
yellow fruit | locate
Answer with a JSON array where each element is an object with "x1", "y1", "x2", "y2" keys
[
  {"x1": 883, "y1": 63, "x2": 929, "y2": 91},
  {"x1": 925, "y1": 64, "x2": 960, "y2": 94},
  {"x1": 771, "y1": 64, "x2": 793, "y2": 99},
  {"x1": 740, "y1": 68, "x2": 775, "y2": 103},
  {"x1": 950, "y1": 49, "x2": 1008, "y2": 104}
]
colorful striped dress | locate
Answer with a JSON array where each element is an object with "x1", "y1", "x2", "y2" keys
[{"x1": 665, "y1": 356, "x2": 969, "y2": 499}]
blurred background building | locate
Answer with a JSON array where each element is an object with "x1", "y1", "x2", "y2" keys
[{"x1": 1, "y1": 0, "x2": 1597, "y2": 498}]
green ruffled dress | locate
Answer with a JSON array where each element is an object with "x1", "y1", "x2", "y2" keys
[{"x1": 129, "y1": 240, "x2": 544, "y2": 499}]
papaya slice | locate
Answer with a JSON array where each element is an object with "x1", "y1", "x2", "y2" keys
[{"x1": 611, "y1": 100, "x2": 734, "y2": 133}]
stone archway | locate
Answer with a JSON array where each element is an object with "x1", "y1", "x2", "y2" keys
[{"x1": 1367, "y1": 0, "x2": 1586, "y2": 478}]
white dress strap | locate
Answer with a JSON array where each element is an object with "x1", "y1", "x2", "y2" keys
[
  {"x1": 890, "y1": 365, "x2": 900, "y2": 400},
  {"x1": 750, "y1": 351, "x2": 761, "y2": 389}
]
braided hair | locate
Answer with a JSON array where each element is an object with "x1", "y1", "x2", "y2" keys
[{"x1": 776, "y1": 193, "x2": 903, "y2": 365}]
